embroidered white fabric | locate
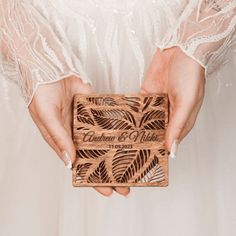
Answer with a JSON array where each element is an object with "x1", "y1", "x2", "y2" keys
[
  {"x1": 0, "y1": 0, "x2": 236, "y2": 107},
  {"x1": 158, "y1": 0, "x2": 236, "y2": 80}
]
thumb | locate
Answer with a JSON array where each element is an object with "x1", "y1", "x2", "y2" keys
[
  {"x1": 40, "y1": 106, "x2": 76, "y2": 169},
  {"x1": 165, "y1": 97, "x2": 195, "y2": 159}
]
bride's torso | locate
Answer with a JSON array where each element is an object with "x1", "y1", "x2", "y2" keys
[{"x1": 28, "y1": 0, "x2": 185, "y2": 92}]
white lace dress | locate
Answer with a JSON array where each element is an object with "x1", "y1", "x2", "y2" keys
[{"x1": 0, "y1": 1, "x2": 236, "y2": 235}]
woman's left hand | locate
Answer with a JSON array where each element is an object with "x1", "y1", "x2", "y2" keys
[{"x1": 140, "y1": 46, "x2": 206, "y2": 158}]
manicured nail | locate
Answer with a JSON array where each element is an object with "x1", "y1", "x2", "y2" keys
[
  {"x1": 169, "y1": 139, "x2": 179, "y2": 159},
  {"x1": 62, "y1": 150, "x2": 72, "y2": 169}
]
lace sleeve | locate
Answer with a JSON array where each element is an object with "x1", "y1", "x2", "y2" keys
[
  {"x1": 158, "y1": 0, "x2": 236, "y2": 79},
  {"x1": 0, "y1": 0, "x2": 91, "y2": 107}
]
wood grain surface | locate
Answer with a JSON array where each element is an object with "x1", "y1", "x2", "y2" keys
[{"x1": 72, "y1": 93, "x2": 169, "y2": 187}]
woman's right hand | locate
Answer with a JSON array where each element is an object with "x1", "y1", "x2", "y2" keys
[{"x1": 28, "y1": 76, "x2": 130, "y2": 197}]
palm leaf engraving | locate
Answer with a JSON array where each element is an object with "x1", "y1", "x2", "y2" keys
[
  {"x1": 77, "y1": 102, "x2": 95, "y2": 125},
  {"x1": 139, "y1": 110, "x2": 165, "y2": 129},
  {"x1": 87, "y1": 160, "x2": 111, "y2": 183},
  {"x1": 76, "y1": 163, "x2": 93, "y2": 182},
  {"x1": 76, "y1": 127, "x2": 90, "y2": 131},
  {"x1": 143, "y1": 120, "x2": 165, "y2": 130},
  {"x1": 76, "y1": 149, "x2": 109, "y2": 159},
  {"x1": 86, "y1": 97, "x2": 118, "y2": 106},
  {"x1": 134, "y1": 155, "x2": 165, "y2": 183},
  {"x1": 142, "y1": 97, "x2": 153, "y2": 112},
  {"x1": 122, "y1": 97, "x2": 141, "y2": 113},
  {"x1": 112, "y1": 149, "x2": 151, "y2": 183},
  {"x1": 73, "y1": 94, "x2": 168, "y2": 187},
  {"x1": 152, "y1": 97, "x2": 165, "y2": 106},
  {"x1": 90, "y1": 108, "x2": 136, "y2": 129},
  {"x1": 158, "y1": 148, "x2": 167, "y2": 157}
]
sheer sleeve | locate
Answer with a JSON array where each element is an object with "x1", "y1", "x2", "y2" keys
[
  {"x1": 158, "y1": 0, "x2": 236, "y2": 79},
  {"x1": 0, "y1": 0, "x2": 92, "y2": 107}
]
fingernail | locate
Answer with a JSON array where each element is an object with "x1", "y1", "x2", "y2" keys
[
  {"x1": 62, "y1": 150, "x2": 72, "y2": 169},
  {"x1": 169, "y1": 139, "x2": 179, "y2": 159}
]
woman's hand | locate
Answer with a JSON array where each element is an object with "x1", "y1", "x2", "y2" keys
[
  {"x1": 140, "y1": 46, "x2": 206, "y2": 157},
  {"x1": 28, "y1": 76, "x2": 130, "y2": 197}
]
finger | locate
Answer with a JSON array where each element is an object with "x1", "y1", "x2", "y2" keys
[
  {"x1": 179, "y1": 98, "x2": 204, "y2": 142},
  {"x1": 29, "y1": 111, "x2": 61, "y2": 155},
  {"x1": 165, "y1": 95, "x2": 197, "y2": 154},
  {"x1": 93, "y1": 187, "x2": 113, "y2": 197},
  {"x1": 30, "y1": 111, "x2": 74, "y2": 169},
  {"x1": 38, "y1": 105, "x2": 76, "y2": 168},
  {"x1": 113, "y1": 187, "x2": 130, "y2": 196}
]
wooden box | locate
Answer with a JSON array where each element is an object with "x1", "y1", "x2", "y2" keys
[{"x1": 72, "y1": 93, "x2": 169, "y2": 187}]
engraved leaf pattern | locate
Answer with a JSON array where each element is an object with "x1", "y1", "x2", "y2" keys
[
  {"x1": 86, "y1": 97, "x2": 118, "y2": 106},
  {"x1": 76, "y1": 127, "x2": 90, "y2": 131},
  {"x1": 134, "y1": 155, "x2": 165, "y2": 183},
  {"x1": 75, "y1": 149, "x2": 165, "y2": 184},
  {"x1": 139, "y1": 110, "x2": 165, "y2": 129},
  {"x1": 87, "y1": 160, "x2": 111, "y2": 183},
  {"x1": 122, "y1": 97, "x2": 141, "y2": 113},
  {"x1": 112, "y1": 149, "x2": 151, "y2": 183},
  {"x1": 90, "y1": 109, "x2": 136, "y2": 130},
  {"x1": 76, "y1": 102, "x2": 95, "y2": 125},
  {"x1": 142, "y1": 96, "x2": 153, "y2": 112},
  {"x1": 73, "y1": 95, "x2": 168, "y2": 186},
  {"x1": 143, "y1": 120, "x2": 165, "y2": 130},
  {"x1": 152, "y1": 97, "x2": 165, "y2": 107},
  {"x1": 76, "y1": 149, "x2": 109, "y2": 159},
  {"x1": 76, "y1": 163, "x2": 92, "y2": 182},
  {"x1": 158, "y1": 148, "x2": 167, "y2": 157}
]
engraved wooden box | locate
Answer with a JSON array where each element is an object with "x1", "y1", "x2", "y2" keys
[{"x1": 72, "y1": 93, "x2": 169, "y2": 187}]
